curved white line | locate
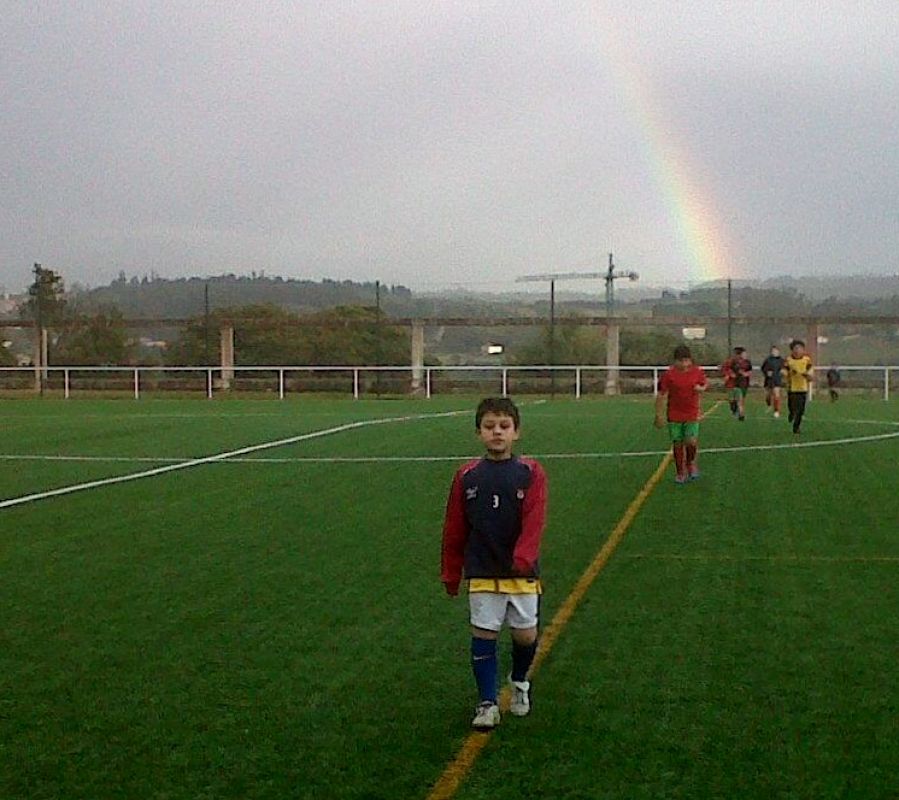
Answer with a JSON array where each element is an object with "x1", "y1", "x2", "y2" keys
[{"x1": 0, "y1": 409, "x2": 469, "y2": 510}]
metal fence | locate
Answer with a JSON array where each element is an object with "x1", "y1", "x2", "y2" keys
[{"x1": 1, "y1": 364, "x2": 895, "y2": 400}]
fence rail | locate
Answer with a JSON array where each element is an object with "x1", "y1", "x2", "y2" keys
[{"x1": 0, "y1": 364, "x2": 895, "y2": 400}]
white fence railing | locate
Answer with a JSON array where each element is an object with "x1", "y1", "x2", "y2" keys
[{"x1": 0, "y1": 364, "x2": 896, "y2": 400}]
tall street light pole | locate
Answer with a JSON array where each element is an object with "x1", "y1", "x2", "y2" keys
[
  {"x1": 517, "y1": 269, "x2": 609, "y2": 397},
  {"x1": 375, "y1": 280, "x2": 382, "y2": 397},
  {"x1": 519, "y1": 255, "x2": 638, "y2": 395}
]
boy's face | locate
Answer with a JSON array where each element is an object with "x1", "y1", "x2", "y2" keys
[
  {"x1": 771, "y1": 347, "x2": 780, "y2": 357},
  {"x1": 478, "y1": 412, "x2": 520, "y2": 459},
  {"x1": 792, "y1": 344, "x2": 804, "y2": 357},
  {"x1": 675, "y1": 357, "x2": 692, "y2": 371}
]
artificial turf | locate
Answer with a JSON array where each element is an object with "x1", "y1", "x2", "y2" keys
[{"x1": 1, "y1": 395, "x2": 897, "y2": 799}]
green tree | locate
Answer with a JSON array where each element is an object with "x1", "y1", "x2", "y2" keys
[
  {"x1": 0, "y1": 340, "x2": 16, "y2": 366},
  {"x1": 301, "y1": 306, "x2": 408, "y2": 366},
  {"x1": 621, "y1": 328, "x2": 721, "y2": 366},
  {"x1": 515, "y1": 325, "x2": 722, "y2": 367},
  {"x1": 25, "y1": 264, "x2": 67, "y2": 329},
  {"x1": 165, "y1": 304, "x2": 410, "y2": 366},
  {"x1": 513, "y1": 322, "x2": 606, "y2": 365},
  {"x1": 53, "y1": 308, "x2": 133, "y2": 365}
]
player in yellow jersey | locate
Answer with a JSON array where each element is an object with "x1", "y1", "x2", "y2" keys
[{"x1": 784, "y1": 339, "x2": 814, "y2": 434}]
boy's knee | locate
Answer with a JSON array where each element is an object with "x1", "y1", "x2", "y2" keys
[{"x1": 510, "y1": 626, "x2": 538, "y2": 646}]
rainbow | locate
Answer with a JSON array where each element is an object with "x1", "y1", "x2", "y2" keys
[{"x1": 594, "y1": 16, "x2": 739, "y2": 284}]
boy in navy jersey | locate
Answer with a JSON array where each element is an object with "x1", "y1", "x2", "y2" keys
[
  {"x1": 441, "y1": 397, "x2": 548, "y2": 730},
  {"x1": 761, "y1": 345, "x2": 785, "y2": 418},
  {"x1": 722, "y1": 346, "x2": 752, "y2": 420}
]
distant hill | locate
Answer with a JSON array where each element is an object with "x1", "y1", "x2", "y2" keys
[
  {"x1": 46, "y1": 271, "x2": 899, "y2": 322},
  {"x1": 696, "y1": 274, "x2": 899, "y2": 303}
]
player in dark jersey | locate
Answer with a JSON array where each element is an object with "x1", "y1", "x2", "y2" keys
[
  {"x1": 441, "y1": 397, "x2": 548, "y2": 730},
  {"x1": 722, "y1": 347, "x2": 752, "y2": 421},
  {"x1": 826, "y1": 365, "x2": 841, "y2": 401},
  {"x1": 760, "y1": 345, "x2": 785, "y2": 418},
  {"x1": 655, "y1": 344, "x2": 708, "y2": 483}
]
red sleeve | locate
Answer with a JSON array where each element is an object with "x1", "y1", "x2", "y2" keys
[
  {"x1": 512, "y1": 460, "x2": 548, "y2": 574},
  {"x1": 697, "y1": 367, "x2": 708, "y2": 387},
  {"x1": 657, "y1": 368, "x2": 670, "y2": 394},
  {"x1": 440, "y1": 469, "x2": 469, "y2": 586}
]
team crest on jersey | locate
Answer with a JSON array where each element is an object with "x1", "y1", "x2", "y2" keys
[
  {"x1": 517, "y1": 489, "x2": 525, "y2": 500},
  {"x1": 465, "y1": 486, "x2": 478, "y2": 500}
]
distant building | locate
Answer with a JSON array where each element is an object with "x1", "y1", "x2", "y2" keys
[{"x1": 0, "y1": 293, "x2": 24, "y2": 316}]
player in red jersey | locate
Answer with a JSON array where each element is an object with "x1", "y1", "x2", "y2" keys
[{"x1": 655, "y1": 344, "x2": 708, "y2": 483}]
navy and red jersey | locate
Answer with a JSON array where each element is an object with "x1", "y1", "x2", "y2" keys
[
  {"x1": 722, "y1": 356, "x2": 752, "y2": 389},
  {"x1": 441, "y1": 456, "x2": 548, "y2": 587},
  {"x1": 658, "y1": 365, "x2": 707, "y2": 422}
]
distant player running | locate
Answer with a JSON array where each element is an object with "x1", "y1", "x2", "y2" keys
[
  {"x1": 441, "y1": 397, "x2": 548, "y2": 731},
  {"x1": 655, "y1": 344, "x2": 708, "y2": 484},
  {"x1": 784, "y1": 339, "x2": 814, "y2": 434},
  {"x1": 760, "y1": 345, "x2": 785, "y2": 418},
  {"x1": 826, "y1": 365, "x2": 841, "y2": 402},
  {"x1": 722, "y1": 347, "x2": 752, "y2": 421}
]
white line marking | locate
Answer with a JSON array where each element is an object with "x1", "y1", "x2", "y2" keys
[
  {"x1": 3, "y1": 414, "x2": 898, "y2": 471},
  {"x1": 4, "y1": 428, "x2": 898, "y2": 467},
  {"x1": 0, "y1": 409, "x2": 468, "y2": 511}
]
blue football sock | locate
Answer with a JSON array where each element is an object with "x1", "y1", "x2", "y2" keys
[
  {"x1": 471, "y1": 637, "x2": 498, "y2": 703},
  {"x1": 511, "y1": 639, "x2": 538, "y2": 683}
]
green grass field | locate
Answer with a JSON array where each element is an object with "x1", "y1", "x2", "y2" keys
[{"x1": 2, "y1": 394, "x2": 897, "y2": 799}]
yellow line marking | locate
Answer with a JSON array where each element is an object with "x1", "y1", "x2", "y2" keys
[{"x1": 426, "y1": 451, "x2": 673, "y2": 800}]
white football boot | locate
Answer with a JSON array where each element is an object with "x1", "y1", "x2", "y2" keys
[
  {"x1": 509, "y1": 678, "x2": 531, "y2": 717},
  {"x1": 471, "y1": 701, "x2": 501, "y2": 730}
]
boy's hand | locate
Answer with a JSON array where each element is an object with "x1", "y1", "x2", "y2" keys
[
  {"x1": 654, "y1": 415, "x2": 666, "y2": 429},
  {"x1": 443, "y1": 580, "x2": 460, "y2": 597},
  {"x1": 512, "y1": 556, "x2": 532, "y2": 575}
]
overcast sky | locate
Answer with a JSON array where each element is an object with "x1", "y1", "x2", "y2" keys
[{"x1": 2, "y1": 1, "x2": 898, "y2": 294}]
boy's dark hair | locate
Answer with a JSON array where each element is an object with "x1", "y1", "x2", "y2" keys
[
  {"x1": 673, "y1": 344, "x2": 692, "y2": 360},
  {"x1": 475, "y1": 397, "x2": 520, "y2": 430},
  {"x1": 790, "y1": 339, "x2": 805, "y2": 349},
  {"x1": 733, "y1": 346, "x2": 745, "y2": 355}
]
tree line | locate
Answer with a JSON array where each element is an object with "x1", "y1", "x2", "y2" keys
[{"x1": 9, "y1": 266, "x2": 897, "y2": 368}]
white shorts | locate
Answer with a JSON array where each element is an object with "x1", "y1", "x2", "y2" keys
[{"x1": 469, "y1": 592, "x2": 539, "y2": 632}]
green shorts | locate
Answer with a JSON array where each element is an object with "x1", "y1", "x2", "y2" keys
[
  {"x1": 730, "y1": 386, "x2": 748, "y2": 399},
  {"x1": 667, "y1": 421, "x2": 700, "y2": 442}
]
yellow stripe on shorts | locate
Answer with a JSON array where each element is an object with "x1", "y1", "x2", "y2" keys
[{"x1": 468, "y1": 577, "x2": 542, "y2": 595}]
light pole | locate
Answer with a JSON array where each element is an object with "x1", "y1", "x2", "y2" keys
[
  {"x1": 517, "y1": 270, "x2": 607, "y2": 397},
  {"x1": 374, "y1": 280, "x2": 382, "y2": 397},
  {"x1": 204, "y1": 280, "x2": 210, "y2": 366},
  {"x1": 726, "y1": 278, "x2": 733, "y2": 353},
  {"x1": 33, "y1": 263, "x2": 45, "y2": 396}
]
